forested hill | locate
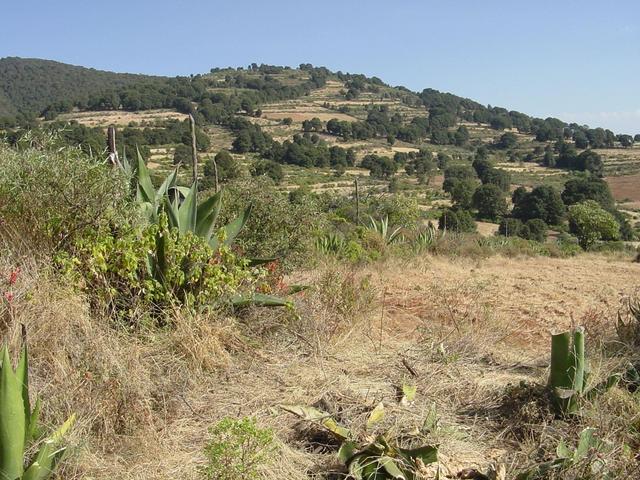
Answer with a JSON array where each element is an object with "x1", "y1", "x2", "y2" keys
[{"x1": 0, "y1": 57, "x2": 162, "y2": 118}]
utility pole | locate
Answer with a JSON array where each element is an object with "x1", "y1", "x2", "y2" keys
[{"x1": 355, "y1": 178, "x2": 360, "y2": 224}]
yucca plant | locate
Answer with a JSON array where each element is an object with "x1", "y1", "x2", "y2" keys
[
  {"x1": 548, "y1": 327, "x2": 619, "y2": 415},
  {"x1": 365, "y1": 216, "x2": 403, "y2": 246},
  {"x1": 1, "y1": 344, "x2": 75, "y2": 480}
]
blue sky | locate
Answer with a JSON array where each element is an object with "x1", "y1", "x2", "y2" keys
[{"x1": 2, "y1": 0, "x2": 639, "y2": 133}]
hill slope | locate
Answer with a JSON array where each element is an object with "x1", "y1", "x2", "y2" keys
[{"x1": 0, "y1": 57, "x2": 162, "y2": 117}]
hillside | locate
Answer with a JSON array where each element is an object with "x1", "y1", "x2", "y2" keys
[{"x1": 0, "y1": 57, "x2": 162, "y2": 118}]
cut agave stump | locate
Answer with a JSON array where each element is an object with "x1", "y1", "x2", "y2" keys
[{"x1": 548, "y1": 327, "x2": 585, "y2": 415}]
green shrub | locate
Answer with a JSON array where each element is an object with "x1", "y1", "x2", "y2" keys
[
  {"x1": 438, "y1": 208, "x2": 477, "y2": 233},
  {"x1": 217, "y1": 177, "x2": 326, "y2": 269},
  {"x1": 201, "y1": 417, "x2": 276, "y2": 480},
  {"x1": 59, "y1": 214, "x2": 260, "y2": 322},
  {"x1": 0, "y1": 141, "x2": 132, "y2": 251}
]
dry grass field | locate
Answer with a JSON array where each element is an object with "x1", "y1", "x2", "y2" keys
[
  {"x1": 607, "y1": 172, "x2": 640, "y2": 202},
  {"x1": 55, "y1": 109, "x2": 188, "y2": 127},
  {"x1": 6, "y1": 252, "x2": 638, "y2": 479}
]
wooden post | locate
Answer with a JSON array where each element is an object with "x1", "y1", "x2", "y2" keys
[
  {"x1": 354, "y1": 178, "x2": 360, "y2": 224},
  {"x1": 189, "y1": 114, "x2": 198, "y2": 183},
  {"x1": 107, "y1": 125, "x2": 120, "y2": 167},
  {"x1": 212, "y1": 155, "x2": 219, "y2": 193}
]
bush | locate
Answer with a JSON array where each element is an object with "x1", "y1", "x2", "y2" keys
[
  {"x1": 568, "y1": 200, "x2": 620, "y2": 250},
  {"x1": 0, "y1": 141, "x2": 132, "y2": 252},
  {"x1": 251, "y1": 160, "x2": 284, "y2": 184},
  {"x1": 523, "y1": 218, "x2": 548, "y2": 243},
  {"x1": 201, "y1": 417, "x2": 276, "y2": 480},
  {"x1": 218, "y1": 177, "x2": 325, "y2": 269},
  {"x1": 438, "y1": 208, "x2": 477, "y2": 233},
  {"x1": 60, "y1": 214, "x2": 258, "y2": 322}
]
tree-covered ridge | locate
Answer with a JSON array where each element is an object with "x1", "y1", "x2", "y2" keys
[{"x1": 0, "y1": 57, "x2": 162, "y2": 119}]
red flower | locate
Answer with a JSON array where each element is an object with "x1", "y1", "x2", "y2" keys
[
  {"x1": 4, "y1": 291, "x2": 14, "y2": 303},
  {"x1": 8, "y1": 267, "x2": 20, "y2": 286}
]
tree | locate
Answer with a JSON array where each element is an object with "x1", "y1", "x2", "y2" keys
[
  {"x1": 282, "y1": 117, "x2": 293, "y2": 126},
  {"x1": 450, "y1": 179, "x2": 476, "y2": 209},
  {"x1": 496, "y1": 132, "x2": 518, "y2": 149},
  {"x1": 453, "y1": 126, "x2": 469, "y2": 146},
  {"x1": 561, "y1": 175, "x2": 614, "y2": 209},
  {"x1": 511, "y1": 186, "x2": 527, "y2": 205},
  {"x1": 568, "y1": 200, "x2": 620, "y2": 249},
  {"x1": 523, "y1": 218, "x2": 548, "y2": 243},
  {"x1": 438, "y1": 208, "x2": 476, "y2": 232},
  {"x1": 443, "y1": 165, "x2": 476, "y2": 193},
  {"x1": 252, "y1": 160, "x2": 284, "y2": 184},
  {"x1": 436, "y1": 152, "x2": 451, "y2": 170},
  {"x1": 472, "y1": 184, "x2": 508, "y2": 220},
  {"x1": 498, "y1": 217, "x2": 523, "y2": 237},
  {"x1": 208, "y1": 150, "x2": 239, "y2": 184},
  {"x1": 173, "y1": 144, "x2": 192, "y2": 166},
  {"x1": 573, "y1": 130, "x2": 589, "y2": 149},
  {"x1": 512, "y1": 185, "x2": 566, "y2": 225},
  {"x1": 361, "y1": 154, "x2": 397, "y2": 179},
  {"x1": 575, "y1": 150, "x2": 604, "y2": 177},
  {"x1": 481, "y1": 168, "x2": 511, "y2": 192}
]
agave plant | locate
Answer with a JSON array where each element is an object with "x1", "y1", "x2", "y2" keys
[
  {"x1": 315, "y1": 233, "x2": 346, "y2": 255},
  {"x1": 413, "y1": 223, "x2": 437, "y2": 251},
  {"x1": 0, "y1": 344, "x2": 75, "y2": 480},
  {"x1": 281, "y1": 404, "x2": 438, "y2": 480},
  {"x1": 365, "y1": 216, "x2": 403, "y2": 246},
  {"x1": 548, "y1": 328, "x2": 620, "y2": 415}
]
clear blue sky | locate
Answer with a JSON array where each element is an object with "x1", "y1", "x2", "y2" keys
[{"x1": 2, "y1": 0, "x2": 639, "y2": 133}]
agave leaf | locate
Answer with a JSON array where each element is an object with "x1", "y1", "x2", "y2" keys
[
  {"x1": 177, "y1": 182, "x2": 198, "y2": 234},
  {"x1": 156, "y1": 169, "x2": 178, "y2": 201},
  {"x1": 222, "y1": 205, "x2": 252, "y2": 246},
  {"x1": 379, "y1": 456, "x2": 406, "y2": 479},
  {"x1": 281, "y1": 405, "x2": 351, "y2": 440},
  {"x1": 0, "y1": 346, "x2": 26, "y2": 480},
  {"x1": 135, "y1": 148, "x2": 155, "y2": 204},
  {"x1": 338, "y1": 440, "x2": 359, "y2": 464},
  {"x1": 366, "y1": 402, "x2": 385, "y2": 429},
  {"x1": 401, "y1": 384, "x2": 417, "y2": 404},
  {"x1": 23, "y1": 414, "x2": 76, "y2": 480},
  {"x1": 195, "y1": 190, "x2": 223, "y2": 241},
  {"x1": 556, "y1": 440, "x2": 572, "y2": 459},
  {"x1": 348, "y1": 454, "x2": 367, "y2": 480},
  {"x1": 231, "y1": 293, "x2": 292, "y2": 308},
  {"x1": 574, "y1": 428, "x2": 596, "y2": 462},
  {"x1": 164, "y1": 197, "x2": 180, "y2": 232},
  {"x1": 26, "y1": 397, "x2": 42, "y2": 444},
  {"x1": 16, "y1": 346, "x2": 31, "y2": 435},
  {"x1": 399, "y1": 445, "x2": 438, "y2": 465}
]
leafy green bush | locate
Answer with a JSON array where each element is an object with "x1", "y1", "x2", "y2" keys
[
  {"x1": 0, "y1": 140, "x2": 132, "y2": 251},
  {"x1": 568, "y1": 200, "x2": 620, "y2": 249},
  {"x1": 59, "y1": 214, "x2": 260, "y2": 322},
  {"x1": 201, "y1": 417, "x2": 276, "y2": 480},
  {"x1": 217, "y1": 177, "x2": 325, "y2": 269},
  {"x1": 438, "y1": 208, "x2": 476, "y2": 233}
]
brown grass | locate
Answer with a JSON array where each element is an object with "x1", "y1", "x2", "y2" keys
[
  {"x1": 2, "y1": 243, "x2": 639, "y2": 478},
  {"x1": 606, "y1": 173, "x2": 640, "y2": 202},
  {"x1": 54, "y1": 109, "x2": 188, "y2": 127}
]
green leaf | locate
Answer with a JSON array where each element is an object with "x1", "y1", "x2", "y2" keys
[
  {"x1": 195, "y1": 190, "x2": 223, "y2": 241},
  {"x1": 399, "y1": 445, "x2": 438, "y2": 465},
  {"x1": 177, "y1": 182, "x2": 198, "y2": 234},
  {"x1": 574, "y1": 428, "x2": 596, "y2": 461},
  {"x1": 401, "y1": 384, "x2": 417, "y2": 404},
  {"x1": 338, "y1": 440, "x2": 359, "y2": 464},
  {"x1": 348, "y1": 454, "x2": 367, "y2": 480},
  {"x1": 231, "y1": 293, "x2": 292, "y2": 308},
  {"x1": 556, "y1": 440, "x2": 572, "y2": 459},
  {"x1": 366, "y1": 402, "x2": 385, "y2": 429},
  {"x1": 223, "y1": 205, "x2": 252, "y2": 247},
  {"x1": 379, "y1": 456, "x2": 406, "y2": 479},
  {"x1": 135, "y1": 148, "x2": 155, "y2": 204},
  {"x1": 0, "y1": 346, "x2": 26, "y2": 480},
  {"x1": 23, "y1": 414, "x2": 76, "y2": 480}
]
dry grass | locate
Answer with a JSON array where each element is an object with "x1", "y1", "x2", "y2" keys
[
  {"x1": 607, "y1": 173, "x2": 640, "y2": 202},
  {"x1": 2, "y1": 241, "x2": 639, "y2": 478},
  {"x1": 54, "y1": 109, "x2": 188, "y2": 127}
]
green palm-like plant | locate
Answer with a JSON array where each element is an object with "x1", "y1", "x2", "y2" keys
[{"x1": 0, "y1": 344, "x2": 75, "y2": 480}]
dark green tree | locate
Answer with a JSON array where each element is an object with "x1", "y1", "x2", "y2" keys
[{"x1": 472, "y1": 184, "x2": 508, "y2": 220}]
